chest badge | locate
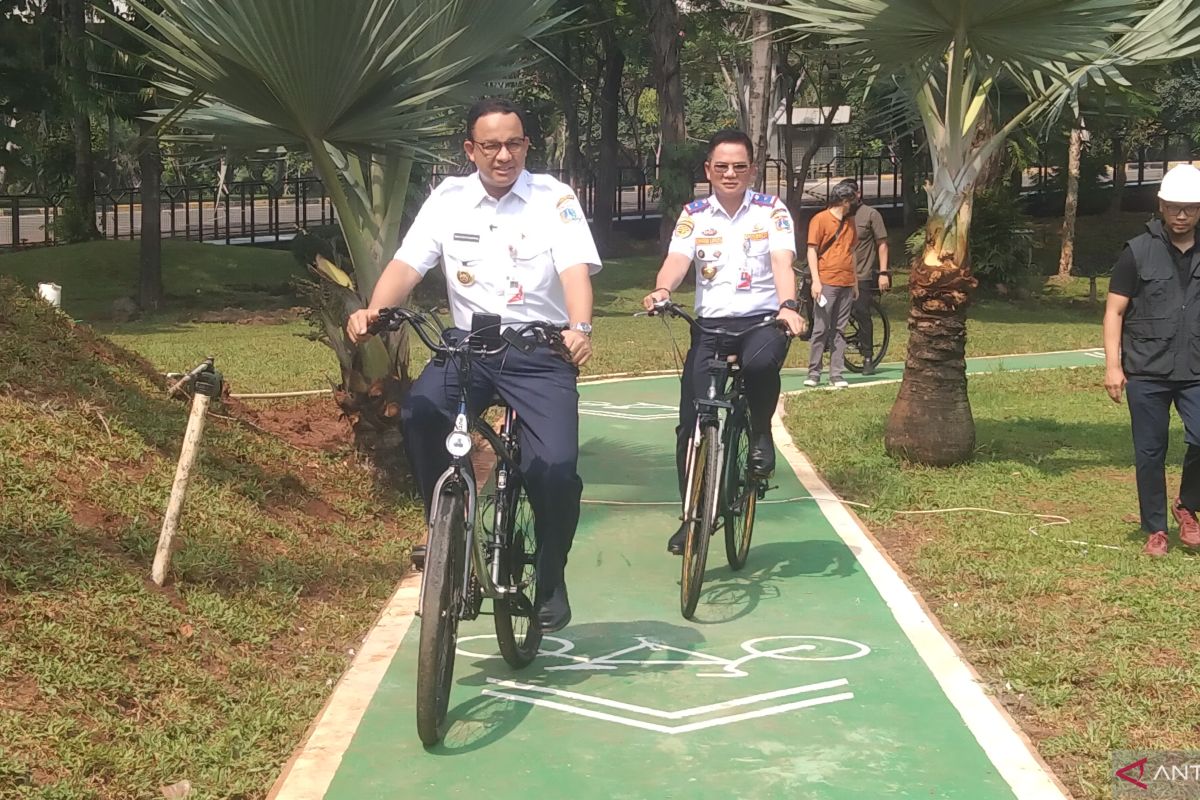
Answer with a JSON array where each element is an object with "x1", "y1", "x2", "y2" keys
[
  {"x1": 456, "y1": 270, "x2": 475, "y2": 286},
  {"x1": 701, "y1": 264, "x2": 718, "y2": 281}
]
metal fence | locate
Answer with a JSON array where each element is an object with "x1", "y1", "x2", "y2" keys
[{"x1": 2, "y1": 135, "x2": 1197, "y2": 250}]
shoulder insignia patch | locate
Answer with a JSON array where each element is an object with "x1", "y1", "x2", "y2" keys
[
  {"x1": 674, "y1": 218, "x2": 695, "y2": 239},
  {"x1": 750, "y1": 192, "x2": 777, "y2": 207},
  {"x1": 685, "y1": 198, "x2": 710, "y2": 215}
]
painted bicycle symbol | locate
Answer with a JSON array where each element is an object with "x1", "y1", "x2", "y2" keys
[{"x1": 456, "y1": 634, "x2": 871, "y2": 678}]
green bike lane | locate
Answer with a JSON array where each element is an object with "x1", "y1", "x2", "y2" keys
[{"x1": 276, "y1": 350, "x2": 1096, "y2": 800}]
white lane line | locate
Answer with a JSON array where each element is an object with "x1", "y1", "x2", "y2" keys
[
  {"x1": 266, "y1": 572, "x2": 422, "y2": 800},
  {"x1": 483, "y1": 677, "x2": 850, "y2": 720},
  {"x1": 480, "y1": 688, "x2": 855, "y2": 735},
  {"x1": 771, "y1": 404, "x2": 1072, "y2": 800}
]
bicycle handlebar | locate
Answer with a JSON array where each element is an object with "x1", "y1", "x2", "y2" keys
[
  {"x1": 367, "y1": 307, "x2": 566, "y2": 359},
  {"x1": 648, "y1": 300, "x2": 788, "y2": 338}
]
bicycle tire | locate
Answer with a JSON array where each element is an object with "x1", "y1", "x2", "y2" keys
[
  {"x1": 681, "y1": 424, "x2": 720, "y2": 619},
  {"x1": 493, "y1": 477, "x2": 542, "y2": 669},
  {"x1": 844, "y1": 299, "x2": 890, "y2": 374},
  {"x1": 723, "y1": 404, "x2": 757, "y2": 571},
  {"x1": 415, "y1": 486, "x2": 466, "y2": 747}
]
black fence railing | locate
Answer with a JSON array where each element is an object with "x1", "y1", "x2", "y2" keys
[{"x1": 3, "y1": 135, "x2": 1197, "y2": 250}]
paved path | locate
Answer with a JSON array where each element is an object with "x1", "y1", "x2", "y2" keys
[{"x1": 271, "y1": 350, "x2": 1098, "y2": 800}]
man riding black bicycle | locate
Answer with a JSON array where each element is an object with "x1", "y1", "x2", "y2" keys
[
  {"x1": 642, "y1": 129, "x2": 804, "y2": 555},
  {"x1": 347, "y1": 97, "x2": 600, "y2": 633}
]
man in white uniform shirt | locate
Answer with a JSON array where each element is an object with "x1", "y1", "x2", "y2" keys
[
  {"x1": 642, "y1": 129, "x2": 804, "y2": 554},
  {"x1": 348, "y1": 98, "x2": 600, "y2": 631}
]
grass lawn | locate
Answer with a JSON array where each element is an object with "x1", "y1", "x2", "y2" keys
[
  {"x1": 784, "y1": 368, "x2": 1200, "y2": 800},
  {"x1": 0, "y1": 278, "x2": 424, "y2": 799}
]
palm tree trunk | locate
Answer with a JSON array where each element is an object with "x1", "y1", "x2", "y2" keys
[
  {"x1": 1055, "y1": 120, "x2": 1083, "y2": 283},
  {"x1": 884, "y1": 205, "x2": 979, "y2": 466}
]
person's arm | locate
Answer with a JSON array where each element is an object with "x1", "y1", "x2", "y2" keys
[
  {"x1": 550, "y1": 189, "x2": 601, "y2": 366},
  {"x1": 560, "y1": 263, "x2": 595, "y2": 366},
  {"x1": 1104, "y1": 246, "x2": 1138, "y2": 403},
  {"x1": 806, "y1": 214, "x2": 823, "y2": 300},
  {"x1": 347, "y1": 260, "x2": 424, "y2": 342},
  {"x1": 877, "y1": 240, "x2": 891, "y2": 292},
  {"x1": 771, "y1": 248, "x2": 804, "y2": 336},
  {"x1": 644, "y1": 209, "x2": 698, "y2": 308},
  {"x1": 1103, "y1": 292, "x2": 1130, "y2": 404},
  {"x1": 644, "y1": 252, "x2": 693, "y2": 308}
]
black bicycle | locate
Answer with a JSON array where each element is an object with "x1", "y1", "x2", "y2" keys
[
  {"x1": 650, "y1": 301, "x2": 783, "y2": 619},
  {"x1": 368, "y1": 307, "x2": 565, "y2": 746},
  {"x1": 794, "y1": 267, "x2": 890, "y2": 374}
]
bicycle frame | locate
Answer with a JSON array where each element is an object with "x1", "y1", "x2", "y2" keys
[{"x1": 681, "y1": 355, "x2": 739, "y2": 530}]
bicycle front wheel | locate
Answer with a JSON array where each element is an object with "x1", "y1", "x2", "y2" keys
[
  {"x1": 681, "y1": 424, "x2": 720, "y2": 619},
  {"x1": 416, "y1": 485, "x2": 467, "y2": 747},
  {"x1": 493, "y1": 478, "x2": 542, "y2": 669},
  {"x1": 723, "y1": 404, "x2": 757, "y2": 571}
]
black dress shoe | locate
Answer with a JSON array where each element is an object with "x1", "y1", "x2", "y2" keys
[
  {"x1": 668, "y1": 523, "x2": 687, "y2": 555},
  {"x1": 410, "y1": 544, "x2": 426, "y2": 572},
  {"x1": 748, "y1": 432, "x2": 776, "y2": 477},
  {"x1": 536, "y1": 584, "x2": 572, "y2": 632},
  {"x1": 861, "y1": 359, "x2": 876, "y2": 376}
]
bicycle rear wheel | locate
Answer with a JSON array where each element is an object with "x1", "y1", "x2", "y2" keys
[
  {"x1": 723, "y1": 404, "x2": 757, "y2": 571},
  {"x1": 681, "y1": 424, "x2": 720, "y2": 619},
  {"x1": 415, "y1": 485, "x2": 467, "y2": 747},
  {"x1": 844, "y1": 299, "x2": 890, "y2": 373},
  {"x1": 493, "y1": 478, "x2": 542, "y2": 668}
]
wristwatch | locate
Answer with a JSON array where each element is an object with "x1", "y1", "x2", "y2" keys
[
  {"x1": 571, "y1": 322, "x2": 593, "y2": 336},
  {"x1": 779, "y1": 299, "x2": 801, "y2": 312}
]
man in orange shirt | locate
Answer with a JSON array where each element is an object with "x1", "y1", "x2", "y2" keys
[{"x1": 805, "y1": 182, "x2": 858, "y2": 388}]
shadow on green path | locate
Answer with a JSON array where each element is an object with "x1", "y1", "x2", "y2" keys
[{"x1": 317, "y1": 353, "x2": 1090, "y2": 799}]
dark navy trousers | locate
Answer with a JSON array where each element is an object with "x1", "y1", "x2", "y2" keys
[
  {"x1": 676, "y1": 316, "x2": 790, "y2": 497},
  {"x1": 401, "y1": 333, "x2": 582, "y2": 594},
  {"x1": 1126, "y1": 378, "x2": 1200, "y2": 533}
]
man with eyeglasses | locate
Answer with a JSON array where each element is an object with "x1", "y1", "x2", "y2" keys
[
  {"x1": 642, "y1": 129, "x2": 804, "y2": 555},
  {"x1": 1104, "y1": 163, "x2": 1200, "y2": 556},
  {"x1": 347, "y1": 97, "x2": 601, "y2": 630}
]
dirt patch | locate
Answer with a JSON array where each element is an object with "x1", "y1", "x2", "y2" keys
[
  {"x1": 225, "y1": 396, "x2": 353, "y2": 451},
  {"x1": 189, "y1": 306, "x2": 307, "y2": 325}
]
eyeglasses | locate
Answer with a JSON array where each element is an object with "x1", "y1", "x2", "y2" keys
[
  {"x1": 471, "y1": 138, "x2": 528, "y2": 157},
  {"x1": 1163, "y1": 203, "x2": 1200, "y2": 217},
  {"x1": 710, "y1": 162, "x2": 751, "y2": 175}
]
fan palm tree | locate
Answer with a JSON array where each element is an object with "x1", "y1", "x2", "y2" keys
[
  {"x1": 763, "y1": 0, "x2": 1200, "y2": 465},
  {"x1": 103, "y1": 0, "x2": 561, "y2": 479}
]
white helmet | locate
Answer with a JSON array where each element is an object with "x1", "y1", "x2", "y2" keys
[{"x1": 1158, "y1": 164, "x2": 1200, "y2": 203}]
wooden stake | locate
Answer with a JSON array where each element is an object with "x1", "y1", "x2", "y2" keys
[{"x1": 152, "y1": 391, "x2": 211, "y2": 586}]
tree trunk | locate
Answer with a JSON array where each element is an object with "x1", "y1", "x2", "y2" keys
[
  {"x1": 138, "y1": 126, "x2": 163, "y2": 310},
  {"x1": 899, "y1": 133, "x2": 920, "y2": 231},
  {"x1": 64, "y1": 0, "x2": 100, "y2": 242},
  {"x1": 748, "y1": 7, "x2": 773, "y2": 187},
  {"x1": 648, "y1": 0, "x2": 688, "y2": 246},
  {"x1": 782, "y1": 70, "x2": 798, "y2": 209},
  {"x1": 592, "y1": 29, "x2": 624, "y2": 255},
  {"x1": 884, "y1": 207, "x2": 980, "y2": 466},
  {"x1": 1054, "y1": 120, "x2": 1083, "y2": 283},
  {"x1": 1109, "y1": 135, "x2": 1127, "y2": 217},
  {"x1": 791, "y1": 103, "x2": 841, "y2": 206},
  {"x1": 551, "y1": 42, "x2": 585, "y2": 190}
]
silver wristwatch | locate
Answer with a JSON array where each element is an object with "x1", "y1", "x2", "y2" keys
[{"x1": 571, "y1": 322, "x2": 593, "y2": 336}]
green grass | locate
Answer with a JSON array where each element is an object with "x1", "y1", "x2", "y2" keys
[
  {"x1": 0, "y1": 278, "x2": 423, "y2": 799},
  {"x1": 784, "y1": 368, "x2": 1200, "y2": 800},
  {"x1": 0, "y1": 239, "x2": 302, "y2": 320}
]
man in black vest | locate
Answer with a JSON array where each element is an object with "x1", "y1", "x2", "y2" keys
[{"x1": 1104, "y1": 164, "x2": 1200, "y2": 556}]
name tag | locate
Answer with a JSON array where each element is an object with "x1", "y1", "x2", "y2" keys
[{"x1": 453, "y1": 232, "x2": 481, "y2": 243}]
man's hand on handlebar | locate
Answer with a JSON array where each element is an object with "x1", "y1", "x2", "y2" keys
[
  {"x1": 777, "y1": 307, "x2": 806, "y2": 338},
  {"x1": 346, "y1": 308, "x2": 380, "y2": 344},
  {"x1": 642, "y1": 288, "x2": 671, "y2": 312}
]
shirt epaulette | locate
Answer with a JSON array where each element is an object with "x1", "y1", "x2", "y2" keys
[
  {"x1": 750, "y1": 192, "x2": 777, "y2": 207},
  {"x1": 685, "y1": 198, "x2": 710, "y2": 215}
]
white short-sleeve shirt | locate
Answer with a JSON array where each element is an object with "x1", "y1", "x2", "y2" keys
[
  {"x1": 395, "y1": 170, "x2": 602, "y2": 329},
  {"x1": 667, "y1": 190, "x2": 796, "y2": 318}
]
